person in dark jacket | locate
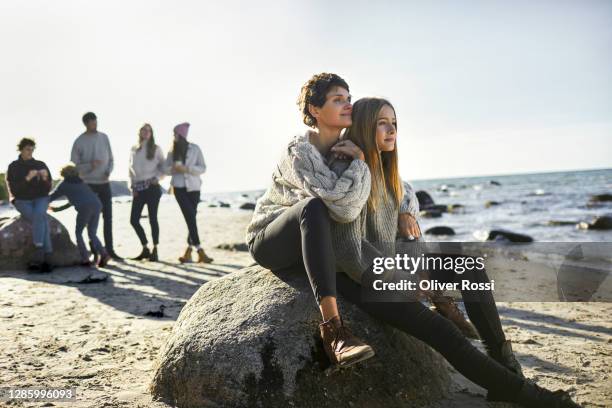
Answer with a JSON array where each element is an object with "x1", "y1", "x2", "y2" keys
[
  {"x1": 48, "y1": 164, "x2": 111, "y2": 267},
  {"x1": 6, "y1": 138, "x2": 54, "y2": 271}
]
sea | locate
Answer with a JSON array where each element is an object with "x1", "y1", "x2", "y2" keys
[
  {"x1": 203, "y1": 168, "x2": 612, "y2": 243},
  {"x1": 1, "y1": 168, "x2": 611, "y2": 243}
]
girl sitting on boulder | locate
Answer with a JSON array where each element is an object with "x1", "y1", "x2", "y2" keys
[
  {"x1": 48, "y1": 164, "x2": 110, "y2": 267},
  {"x1": 326, "y1": 96, "x2": 581, "y2": 408}
]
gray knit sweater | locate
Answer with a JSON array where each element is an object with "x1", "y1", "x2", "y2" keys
[
  {"x1": 329, "y1": 159, "x2": 420, "y2": 284},
  {"x1": 245, "y1": 130, "x2": 419, "y2": 247},
  {"x1": 245, "y1": 130, "x2": 372, "y2": 244}
]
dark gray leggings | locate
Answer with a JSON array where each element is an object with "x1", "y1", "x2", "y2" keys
[
  {"x1": 248, "y1": 197, "x2": 525, "y2": 398},
  {"x1": 249, "y1": 198, "x2": 336, "y2": 303}
]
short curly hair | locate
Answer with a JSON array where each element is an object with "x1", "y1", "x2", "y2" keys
[
  {"x1": 17, "y1": 137, "x2": 36, "y2": 151},
  {"x1": 297, "y1": 73, "x2": 349, "y2": 128}
]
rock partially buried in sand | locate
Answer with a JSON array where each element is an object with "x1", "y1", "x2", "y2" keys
[
  {"x1": 0, "y1": 215, "x2": 81, "y2": 269},
  {"x1": 239, "y1": 202, "x2": 256, "y2": 210},
  {"x1": 484, "y1": 200, "x2": 501, "y2": 208},
  {"x1": 486, "y1": 229, "x2": 534, "y2": 243},
  {"x1": 578, "y1": 215, "x2": 612, "y2": 230},
  {"x1": 215, "y1": 242, "x2": 249, "y2": 252},
  {"x1": 425, "y1": 226, "x2": 456, "y2": 236},
  {"x1": 150, "y1": 265, "x2": 450, "y2": 408}
]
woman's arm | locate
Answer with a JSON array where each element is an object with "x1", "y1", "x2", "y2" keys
[
  {"x1": 155, "y1": 146, "x2": 166, "y2": 180},
  {"x1": 280, "y1": 139, "x2": 371, "y2": 223},
  {"x1": 187, "y1": 145, "x2": 206, "y2": 176}
]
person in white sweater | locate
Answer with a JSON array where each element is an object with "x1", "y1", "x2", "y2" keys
[
  {"x1": 165, "y1": 122, "x2": 213, "y2": 264},
  {"x1": 128, "y1": 123, "x2": 166, "y2": 262},
  {"x1": 246, "y1": 73, "x2": 420, "y2": 368}
]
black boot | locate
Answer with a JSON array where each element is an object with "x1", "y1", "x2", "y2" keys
[
  {"x1": 27, "y1": 247, "x2": 45, "y2": 272},
  {"x1": 131, "y1": 247, "x2": 150, "y2": 261},
  {"x1": 490, "y1": 340, "x2": 524, "y2": 378},
  {"x1": 487, "y1": 340, "x2": 525, "y2": 401},
  {"x1": 108, "y1": 249, "x2": 123, "y2": 261},
  {"x1": 40, "y1": 252, "x2": 54, "y2": 273},
  {"x1": 149, "y1": 246, "x2": 158, "y2": 262},
  {"x1": 516, "y1": 380, "x2": 582, "y2": 408},
  {"x1": 90, "y1": 240, "x2": 99, "y2": 265}
]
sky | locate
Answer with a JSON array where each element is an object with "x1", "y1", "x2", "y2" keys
[{"x1": 1, "y1": 0, "x2": 610, "y2": 193}]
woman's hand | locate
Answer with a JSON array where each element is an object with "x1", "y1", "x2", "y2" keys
[
  {"x1": 25, "y1": 170, "x2": 39, "y2": 181},
  {"x1": 331, "y1": 140, "x2": 365, "y2": 161},
  {"x1": 38, "y1": 169, "x2": 49, "y2": 180},
  {"x1": 173, "y1": 164, "x2": 188, "y2": 174},
  {"x1": 398, "y1": 213, "x2": 421, "y2": 240}
]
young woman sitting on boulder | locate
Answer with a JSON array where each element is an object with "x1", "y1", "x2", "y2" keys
[
  {"x1": 6, "y1": 138, "x2": 54, "y2": 271},
  {"x1": 246, "y1": 72, "x2": 378, "y2": 368},
  {"x1": 326, "y1": 96, "x2": 581, "y2": 408}
]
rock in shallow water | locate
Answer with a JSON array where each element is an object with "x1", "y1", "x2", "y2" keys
[
  {"x1": 486, "y1": 229, "x2": 534, "y2": 243},
  {"x1": 150, "y1": 265, "x2": 450, "y2": 408},
  {"x1": 578, "y1": 215, "x2": 612, "y2": 230},
  {"x1": 425, "y1": 226, "x2": 456, "y2": 236}
]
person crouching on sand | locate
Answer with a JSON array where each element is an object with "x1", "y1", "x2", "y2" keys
[
  {"x1": 48, "y1": 164, "x2": 111, "y2": 267},
  {"x1": 165, "y1": 122, "x2": 213, "y2": 264}
]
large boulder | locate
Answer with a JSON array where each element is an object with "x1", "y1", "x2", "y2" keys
[
  {"x1": 0, "y1": 215, "x2": 80, "y2": 269},
  {"x1": 150, "y1": 265, "x2": 450, "y2": 408}
]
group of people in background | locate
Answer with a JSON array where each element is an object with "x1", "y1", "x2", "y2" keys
[{"x1": 5, "y1": 112, "x2": 213, "y2": 272}]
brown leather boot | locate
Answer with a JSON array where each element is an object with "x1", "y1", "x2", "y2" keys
[
  {"x1": 431, "y1": 295, "x2": 480, "y2": 340},
  {"x1": 178, "y1": 247, "x2": 193, "y2": 263},
  {"x1": 197, "y1": 248, "x2": 214, "y2": 263},
  {"x1": 319, "y1": 316, "x2": 375, "y2": 368}
]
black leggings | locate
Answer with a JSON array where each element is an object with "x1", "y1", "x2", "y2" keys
[
  {"x1": 249, "y1": 198, "x2": 337, "y2": 303},
  {"x1": 174, "y1": 187, "x2": 201, "y2": 246},
  {"x1": 249, "y1": 197, "x2": 524, "y2": 397},
  {"x1": 88, "y1": 183, "x2": 114, "y2": 251},
  {"x1": 130, "y1": 184, "x2": 162, "y2": 246}
]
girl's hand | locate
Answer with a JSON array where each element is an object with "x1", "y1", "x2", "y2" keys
[
  {"x1": 331, "y1": 140, "x2": 365, "y2": 161},
  {"x1": 398, "y1": 213, "x2": 421, "y2": 239}
]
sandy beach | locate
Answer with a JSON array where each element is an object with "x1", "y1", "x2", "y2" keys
[{"x1": 0, "y1": 200, "x2": 610, "y2": 407}]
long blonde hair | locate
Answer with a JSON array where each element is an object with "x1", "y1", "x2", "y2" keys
[{"x1": 343, "y1": 97, "x2": 402, "y2": 211}]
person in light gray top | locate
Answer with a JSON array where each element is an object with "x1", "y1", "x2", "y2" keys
[
  {"x1": 70, "y1": 112, "x2": 121, "y2": 260},
  {"x1": 128, "y1": 123, "x2": 166, "y2": 262}
]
